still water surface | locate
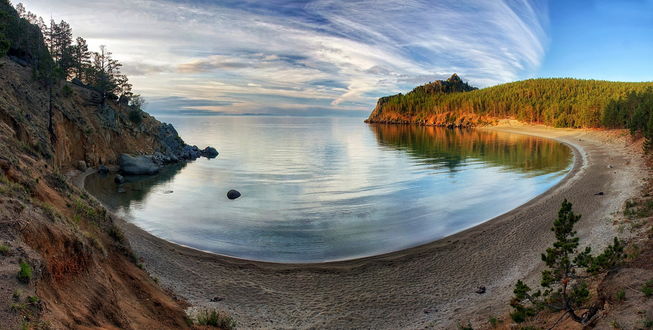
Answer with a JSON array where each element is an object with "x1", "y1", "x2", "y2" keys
[{"x1": 86, "y1": 116, "x2": 572, "y2": 263}]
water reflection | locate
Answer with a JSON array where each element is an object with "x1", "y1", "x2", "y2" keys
[
  {"x1": 370, "y1": 124, "x2": 571, "y2": 175},
  {"x1": 85, "y1": 116, "x2": 572, "y2": 263},
  {"x1": 86, "y1": 162, "x2": 187, "y2": 211}
]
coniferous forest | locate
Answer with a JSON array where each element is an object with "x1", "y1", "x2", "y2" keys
[
  {"x1": 367, "y1": 74, "x2": 653, "y2": 146},
  {"x1": 0, "y1": 1, "x2": 140, "y2": 107}
]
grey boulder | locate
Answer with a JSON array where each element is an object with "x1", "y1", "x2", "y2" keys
[{"x1": 119, "y1": 154, "x2": 161, "y2": 175}]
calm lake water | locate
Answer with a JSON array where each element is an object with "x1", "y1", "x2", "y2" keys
[{"x1": 86, "y1": 116, "x2": 572, "y2": 263}]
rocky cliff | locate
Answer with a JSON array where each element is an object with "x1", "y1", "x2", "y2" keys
[{"x1": 0, "y1": 56, "x2": 204, "y2": 328}]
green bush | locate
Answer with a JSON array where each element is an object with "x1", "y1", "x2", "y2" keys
[
  {"x1": 195, "y1": 309, "x2": 236, "y2": 329},
  {"x1": 128, "y1": 109, "x2": 143, "y2": 125},
  {"x1": 510, "y1": 200, "x2": 625, "y2": 325},
  {"x1": 17, "y1": 260, "x2": 32, "y2": 283},
  {"x1": 642, "y1": 280, "x2": 653, "y2": 297},
  {"x1": 615, "y1": 289, "x2": 626, "y2": 302},
  {"x1": 0, "y1": 244, "x2": 9, "y2": 255}
]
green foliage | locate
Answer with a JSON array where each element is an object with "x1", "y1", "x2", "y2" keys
[
  {"x1": 17, "y1": 260, "x2": 32, "y2": 283},
  {"x1": 0, "y1": 244, "x2": 9, "y2": 255},
  {"x1": 194, "y1": 309, "x2": 237, "y2": 329},
  {"x1": 642, "y1": 280, "x2": 653, "y2": 297},
  {"x1": 0, "y1": 0, "x2": 54, "y2": 77},
  {"x1": 128, "y1": 109, "x2": 143, "y2": 125},
  {"x1": 644, "y1": 319, "x2": 653, "y2": 328},
  {"x1": 27, "y1": 295, "x2": 39, "y2": 304},
  {"x1": 615, "y1": 289, "x2": 626, "y2": 302},
  {"x1": 370, "y1": 76, "x2": 653, "y2": 146},
  {"x1": 510, "y1": 200, "x2": 626, "y2": 325}
]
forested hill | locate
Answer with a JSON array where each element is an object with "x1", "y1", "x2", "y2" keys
[{"x1": 365, "y1": 75, "x2": 653, "y2": 138}]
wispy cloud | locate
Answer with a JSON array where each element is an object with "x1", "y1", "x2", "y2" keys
[{"x1": 21, "y1": 0, "x2": 548, "y2": 115}]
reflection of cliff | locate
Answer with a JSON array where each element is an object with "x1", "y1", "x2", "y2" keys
[
  {"x1": 85, "y1": 162, "x2": 187, "y2": 211},
  {"x1": 369, "y1": 124, "x2": 571, "y2": 175}
]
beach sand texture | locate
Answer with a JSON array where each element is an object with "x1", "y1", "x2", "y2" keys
[{"x1": 81, "y1": 124, "x2": 647, "y2": 329}]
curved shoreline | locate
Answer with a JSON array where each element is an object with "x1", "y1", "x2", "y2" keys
[{"x1": 79, "y1": 125, "x2": 646, "y2": 328}]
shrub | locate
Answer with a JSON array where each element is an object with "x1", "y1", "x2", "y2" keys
[
  {"x1": 108, "y1": 225, "x2": 125, "y2": 243},
  {"x1": 510, "y1": 200, "x2": 625, "y2": 325},
  {"x1": 0, "y1": 244, "x2": 9, "y2": 255},
  {"x1": 195, "y1": 309, "x2": 236, "y2": 329},
  {"x1": 642, "y1": 280, "x2": 653, "y2": 297},
  {"x1": 17, "y1": 261, "x2": 32, "y2": 283},
  {"x1": 615, "y1": 289, "x2": 626, "y2": 302},
  {"x1": 128, "y1": 109, "x2": 142, "y2": 125}
]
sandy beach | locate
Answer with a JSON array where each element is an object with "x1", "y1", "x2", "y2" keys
[{"x1": 81, "y1": 124, "x2": 647, "y2": 329}]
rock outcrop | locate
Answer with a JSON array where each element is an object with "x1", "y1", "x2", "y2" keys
[
  {"x1": 119, "y1": 154, "x2": 161, "y2": 175},
  {"x1": 0, "y1": 57, "x2": 193, "y2": 328}
]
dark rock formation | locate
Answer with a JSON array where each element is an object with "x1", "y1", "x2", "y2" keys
[
  {"x1": 97, "y1": 165, "x2": 109, "y2": 175},
  {"x1": 201, "y1": 146, "x2": 219, "y2": 158},
  {"x1": 114, "y1": 174, "x2": 125, "y2": 184},
  {"x1": 118, "y1": 154, "x2": 161, "y2": 175},
  {"x1": 227, "y1": 190, "x2": 241, "y2": 200}
]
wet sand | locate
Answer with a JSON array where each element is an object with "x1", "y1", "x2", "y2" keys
[{"x1": 80, "y1": 124, "x2": 647, "y2": 329}]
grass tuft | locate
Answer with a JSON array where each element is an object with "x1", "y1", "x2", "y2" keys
[
  {"x1": 0, "y1": 244, "x2": 9, "y2": 256},
  {"x1": 17, "y1": 260, "x2": 32, "y2": 284},
  {"x1": 194, "y1": 309, "x2": 237, "y2": 329},
  {"x1": 642, "y1": 279, "x2": 653, "y2": 297}
]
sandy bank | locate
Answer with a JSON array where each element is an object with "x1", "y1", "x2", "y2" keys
[{"x1": 82, "y1": 124, "x2": 647, "y2": 329}]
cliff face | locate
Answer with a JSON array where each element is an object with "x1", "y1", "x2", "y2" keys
[
  {"x1": 0, "y1": 58, "x2": 199, "y2": 170},
  {"x1": 0, "y1": 57, "x2": 195, "y2": 328}
]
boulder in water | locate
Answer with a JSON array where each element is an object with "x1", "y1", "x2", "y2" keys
[
  {"x1": 114, "y1": 174, "x2": 125, "y2": 184},
  {"x1": 97, "y1": 165, "x2": 109, "y2": 175},
  {"x1": 227, "y1": 190, "x2": 241, "y2": 200},
  {"x1": 201, "y1": 146, "x2": 219, "y2": 159},
  {"x1": 119, "y1": 154, "x2": 161, "y2": 175}
]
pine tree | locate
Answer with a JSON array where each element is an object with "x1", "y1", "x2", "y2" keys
[
  {"x1": 509, "y1": 200, "x2": 625, "y2": 326},
  {"x1": 70, "y1": 37, "x2": 90, "y2": 81}
]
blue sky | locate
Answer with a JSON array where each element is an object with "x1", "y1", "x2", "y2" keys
[{"x1": 20, "y1": 0, "x2": 653, "y2": 116}]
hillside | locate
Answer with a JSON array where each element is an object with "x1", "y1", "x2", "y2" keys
[
  {"x1": 366, "y1": 75, "x2": 653, "y2": 132},
  {"x1": 0, "y1": 2, "x2": 215, "y2": 328}
]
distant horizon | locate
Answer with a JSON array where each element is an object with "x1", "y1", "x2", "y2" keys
[{"x1": 21, "y1": 0, "x2": 653, "y2": 117}]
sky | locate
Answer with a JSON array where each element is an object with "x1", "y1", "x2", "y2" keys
[{"x1": 18, "y1": 0, "x2": 653, "y2": 116}]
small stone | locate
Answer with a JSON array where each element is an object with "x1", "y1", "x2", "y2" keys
[
  {"x1": 227, "y1": 190, "x2": 241, "y2": 200},
  {"x1": 594, "y1": 192, "x2": 604, "y2": 196},
  {"x1": 475, "y1": 286, "x2": 486, "y2": 294},
  {"x1": 76, "y1": 160, "x2": 87, "y2": 171},
  {"x1": 209, "y1": 296, "x2": 224, "y2": 302},
  {"x1": 114, "y1": 174, "x2": 125, "y2": 184}
]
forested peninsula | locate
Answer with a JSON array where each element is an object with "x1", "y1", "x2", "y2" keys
[{"x1": 366, "y1": 74, "x2": 653, "y2": 144}]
